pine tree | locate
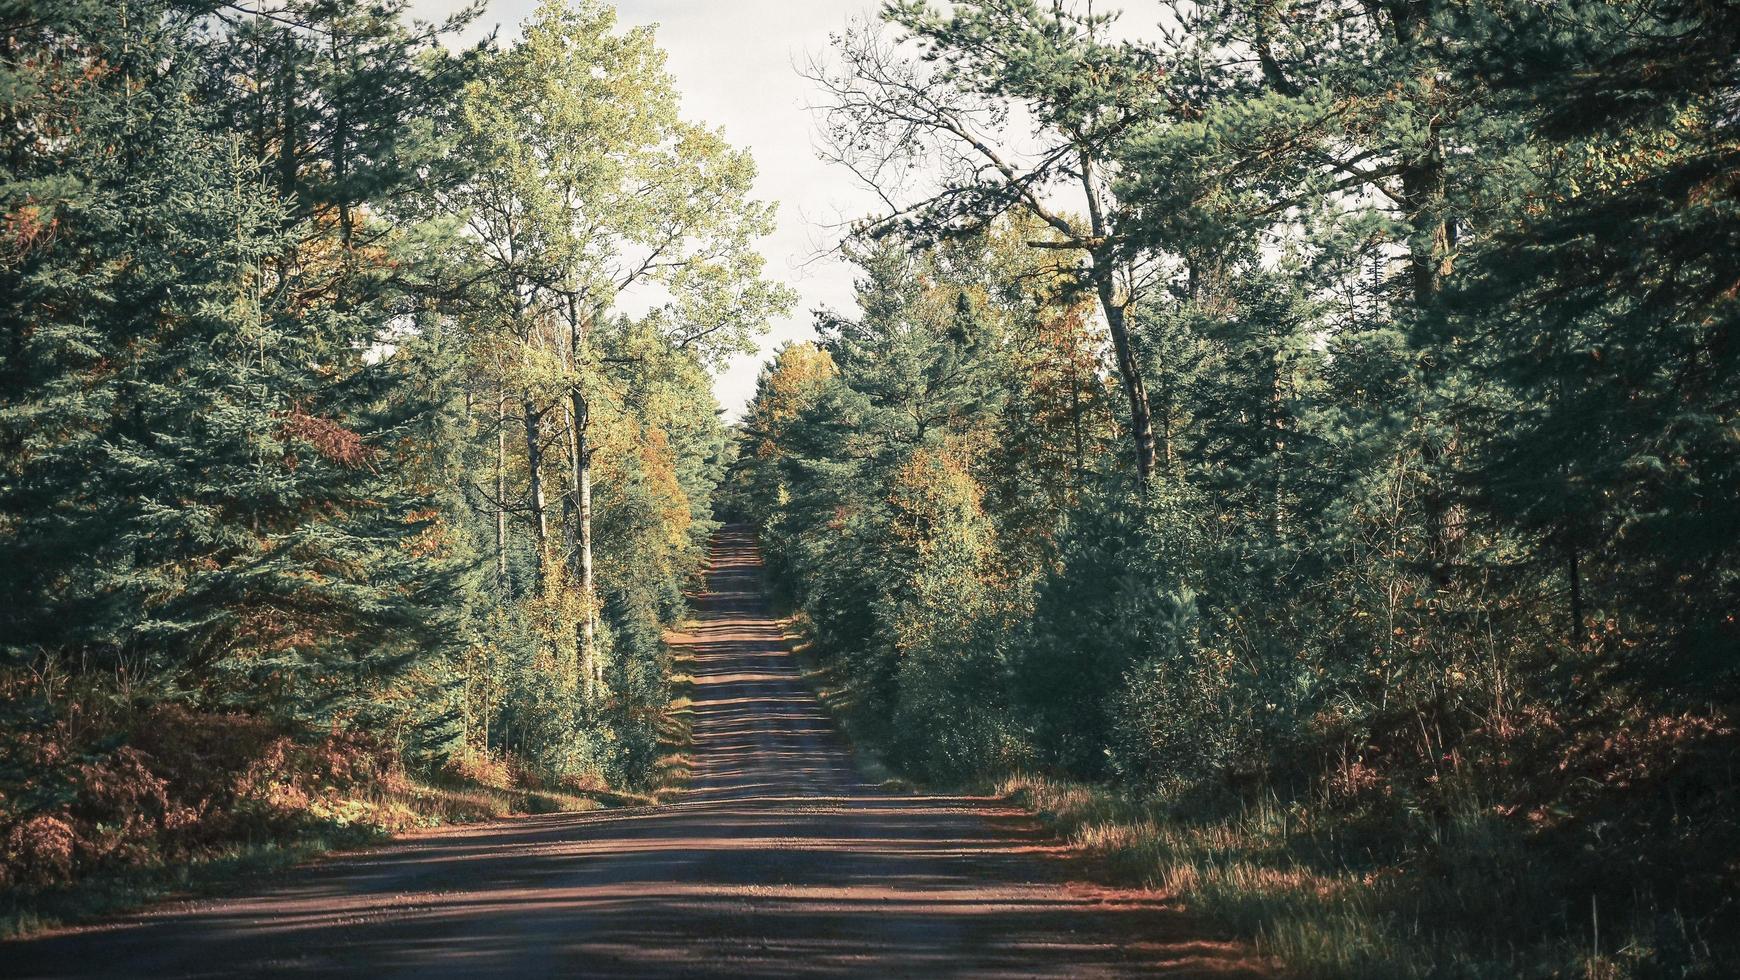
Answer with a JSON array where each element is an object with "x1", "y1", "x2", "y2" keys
[
  {"x1": 0, "y1": 0, "x2": 469, "y2": 748},
  {"x1": 1448, "y1": 0, "x2": 1740, "y2": 684},
  {"x1": 812, "y1": 1, "x2": 1177, "y2": 486}
]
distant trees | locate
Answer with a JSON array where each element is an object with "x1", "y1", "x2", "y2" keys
[
  {"x1": 741, "y1": 0, "x2": 1740, "y2": 973},
  {"x1": 449, "y1": 0, "x2": 792, "y2": 699}
]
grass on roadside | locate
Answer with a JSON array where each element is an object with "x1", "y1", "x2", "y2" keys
[
  {"x1": 0, "y1": 758, "x2": 604, "y2": 942},
  {"x1": 1, "y1": 677, "x2": 719, "y2": 944},
  {"x1": 990, "y1": 771, "x2": 1738, "y2": 979},
  {"x1": 650, "y1": 645, "x2": 699, "y2": 801},
  {"x1": 4, "y1": 619, "x2": 707, "y2": 942},
  {"x1": 777, "y1": 605, "x2": 1713, "y2": 978}
]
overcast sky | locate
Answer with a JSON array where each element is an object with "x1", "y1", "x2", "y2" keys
[{"x1": 410, "y1": 0, "x2": 1170, "y2": 418}]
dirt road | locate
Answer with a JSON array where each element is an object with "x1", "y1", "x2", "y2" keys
[{"x1": 4, "y1": 527, "x2": 1266, "y2": 978}]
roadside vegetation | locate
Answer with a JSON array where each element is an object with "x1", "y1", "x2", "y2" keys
[
  {"x1": 0, "y1": 0, "x2": 783, "y2": 929},
  {"x1": 727, "y1": 2, "x2": 1739, "y2": 976},
  {"x1": 5, "y1": 0, "x2": 1736, "y2": 973},
  {"x1": 0, "y1": 736, "x2": 619, "y2": 940}
]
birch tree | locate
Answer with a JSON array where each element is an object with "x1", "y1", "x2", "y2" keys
[{"x1": 451, "y1": 0, "x2": 793, "y2": 692}]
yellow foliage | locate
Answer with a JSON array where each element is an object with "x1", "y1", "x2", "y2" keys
[{"x1": 747, "y1": 342, "x2": 837, "y2": 460}]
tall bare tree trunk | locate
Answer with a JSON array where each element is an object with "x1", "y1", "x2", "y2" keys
[
  {"x1": 1270, "y1": 350, "x2": 1287, "y2": 546},
  {"x1": 1567, "y1": 545, "x2": 1585, "y2": 646},
  {"x1": 1068, "y1": 355, "x2": 1086, "y2": 495},
  {"x1": 560, "y1": 298, "x2": 600, "y2": 696},
  {"x1": 276, "y1": 50, "x2": 298, "y2": 204},
  {"x1": 1079, "y1": 151, "x2": 1156, "y2": 489},
  {"x1": 1092, "y1": 265, "x2": 1156, "y2": 488},
  {"x1": 329, "y1": 30, "x2": 353, "y2": 250},
  {"x1": 495, "y1": 389, "x2": 510, "y2": 591},
  {"x1": 523, "y1": 398, "x2": 551, "y2": 585},
  {"x1": 563, "y1": 390, "x2": 598, "y2": 696},
  {"x1": 561, "y1": 401, "x2": 580, "y2": 560},
  {"x1": 576, "y1": 391, "x2": 598, "y2": 694}
]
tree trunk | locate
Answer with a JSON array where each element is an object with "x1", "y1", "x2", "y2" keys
[
  {"x1": 1400, "y1": 153, "x2": 1451, "y2": 307},
  {"x1": 561, "y1": 401, "x2": 580, "y2": 563},
  {"x1": 564, "y1": 388, "x2": 598, "y2": 696},
  {"x1": 1393, "y1": 2, "x2": 1458, "y2": 587},
  {"x1": 1402, "y1": 141, "x2": 1458, "y2": 588},
  {"x1": 495, "y1": 389, "x2": 510, "y2": 592},
  {"x1": 277, "y1": 50, "x2": 298, "y2": 205},
  {"x1": 1270, "y1": 348, "x2": 1286, "y2": 546},
  {"x1": 1068, "y1": 353, "x2": 1086, "y2": 495},
  {"x1": 1093, "y1": 265, "x2": 1157, "y2": 488},
  {"x1": 1077, "y1": 150, "x2": 1156, "y2": 488},
  {"x1": 562, "y1": 298, "x2": 599, "y2": 696},
  {"x1": 577, "y1": 397, "x2": 598, "y2": 695},
  {"x1": 1567, "y1": 544, "x2": 1585, "y2": 646},
  {"x1": 330, "y1": 29, "x2": 353, "y2": 251},
  {"x1": 522, "y1": 397, "x2": 551, "y2": 584}
]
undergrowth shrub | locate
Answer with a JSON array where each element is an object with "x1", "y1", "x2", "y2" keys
[
  {"x1": 889, "y1": 622, "x2": 1024, "y2": 782},
  {"x1": 0, "y1": 694, "x2": 389, "y2": 891},
  {"x1": 1107, "y1": 597, "x2": 1249, "y2": 791}
]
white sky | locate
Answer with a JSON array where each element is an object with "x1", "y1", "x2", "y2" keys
[{"x1": 411, "y1": 0, "x2": 1173, "y2": 418}]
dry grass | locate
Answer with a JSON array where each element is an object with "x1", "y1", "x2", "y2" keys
[
  {"x1": 990, "y1": 772, "x2": 1705, "y2": 979},
  {"x1": 0, "y1": 754, "x2": 607, "y2": 941},
  {"x1": 649, "y1": 647, "x2": 699, "y2": 802},
  {"x1": 775, "y1": 619, "x2": 1699, "y2": 977},
  {"x1": 391, "y1": 756, "x2": 611, "y2": 825},
  {"x1": 2, "y1": 608, "x2": 709, "y2": 940}
]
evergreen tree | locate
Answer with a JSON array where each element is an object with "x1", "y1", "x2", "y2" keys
[
  {"x1": 812, "y1": 1, "x2": 1178, "y2": 485},
  {"x1": 1448, "y1": 0, "x2": 1740, "y2": 685}
]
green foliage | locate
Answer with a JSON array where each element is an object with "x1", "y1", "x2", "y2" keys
[
  {"x1": 749, "y1": 2, "x2": 1740, "y2": 974},
  {"x1": 0, "y1": 0, "x2": 782, "y2": 900}
]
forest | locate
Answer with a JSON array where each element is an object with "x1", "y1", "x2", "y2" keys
[
  {"x1": 2, "y1": 0, "x2": 1737, "y2": 977},
  {"x1": 725, "y1": 0, "x2": 1738, "y2": 976},
  {"x1": 0, "y1": 0, "x2": 792, "y2": 926}
]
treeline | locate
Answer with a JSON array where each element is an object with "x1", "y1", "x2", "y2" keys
[
  {"x1": 731, "y1": 1, "x2": 1737, "y2": 975},
  {"x1": 0, "y1": 0, "x2": 787, "y2": 895}
]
